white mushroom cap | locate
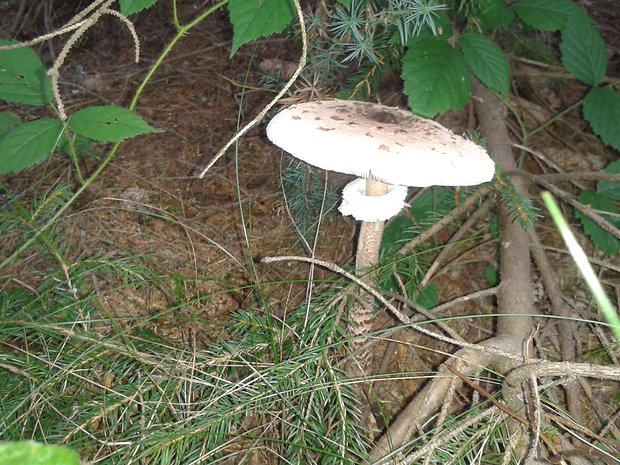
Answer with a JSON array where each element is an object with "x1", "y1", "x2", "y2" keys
[
  {"x1": 266, "y1": 99, "x2": 495, "y2": 187},
  {"x1": 339, "y1": 179, "x2": 408, "y2": 221}
]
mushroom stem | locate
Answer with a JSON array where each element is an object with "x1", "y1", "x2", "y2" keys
[
  {"x1": 349, "y1": 178, "x2": 389, "y2": 376},
  {"x1": 355, "y1": 179, "x2": 389, "y2": 270}
]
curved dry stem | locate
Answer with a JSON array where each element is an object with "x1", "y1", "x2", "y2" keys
[
  {"x1": 48, "y1": 0, "x2": 117, "y2": 120},
  {"x1": 262, "y1": 255, "x2": 522, "y2": 361},
  {"x1": 197, "y1": 0, "x2": 308, "y2": 179},
  {"x1": 0, "y1": 0, "x2": 107, "y2": 51},
  {"x1": 102, "y1": 8, "x2": 140, "y2": 63}
]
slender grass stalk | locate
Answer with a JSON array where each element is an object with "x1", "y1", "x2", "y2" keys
[{"x1": 541, "y1": 191, "x2": 620, "y2": 340}]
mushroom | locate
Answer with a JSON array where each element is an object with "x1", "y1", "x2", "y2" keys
[
  {"x1": 266, "y1": 99, "x2": 494, "y2": 268},
  {"x1": 265, "y1": 99, "x2": 495, "y2": 367}
]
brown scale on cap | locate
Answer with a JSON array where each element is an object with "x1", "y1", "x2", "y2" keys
[{"x1": 267, "y1": 99, "x2": 493, "y2": 187}]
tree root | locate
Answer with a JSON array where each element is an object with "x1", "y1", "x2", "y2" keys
[{"x1": 370, "y1": 81, "x2": 538, "y2": 463}]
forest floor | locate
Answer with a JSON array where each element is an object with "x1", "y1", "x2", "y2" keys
[{"x1": 0, "y1": 1, "x2": 619, "y2": 463}]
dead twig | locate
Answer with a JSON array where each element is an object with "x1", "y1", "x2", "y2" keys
[
  {"x1": 263, "y1": 255, "x2": 521, "y2": 361},
  {"x1": 197, "y1": 0, "x2": 307, "y2": 179},
  {"x1": 509, "y1": 169, "x2": 620, "y2": 184}
]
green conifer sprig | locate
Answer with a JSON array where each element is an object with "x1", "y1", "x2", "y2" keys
[
  {"x1": 494, "y1": 169, "x2": 540, "y2": 228},
  {"x1": 281, "y1": 162, "x2": 338, "y2": 244}
]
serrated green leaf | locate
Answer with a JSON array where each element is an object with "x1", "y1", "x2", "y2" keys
[
  {"x1": 0, "y1": 119, "x2": 63, "y2": 174},
  {"x1": 459, "y1": 33, "x2": 509, "y2": 96},
  {"x1": 417, "y1": 283, "x2": 438, "y2": 309},
  {"x1": 0, "y1": 441, "x2": 80, "y2": 465},
  {"x1": 484, "y1": 265, "x2": 498, "y2": 285},
  {"x1": 598, "y1": 160, "x2": 620, "y2": 201},
  {"x1": 560, "y1": 14, "x2": 607, "y2": 86},
  {"x1": 68, "y1": 106, "x2": 157, "y2": 142},
  {"x1": 228, "y1": 0, "x2": 294, "y2": 56},
  {"x1": 575, "y1": 190, "x2": 620, "y2": 256},
  {"x1": 475, "y1": 0, "x2": 514, "y2": 29},
  {"x1": 410, "y1": 187, "x2": 456, "y2": 226},
  {"x1": 0, "y1": 41, "x2": 53, "y2": 105},
  {"x1": 513, "y1": 0, "x2": 584, "y2": 31},
  {"x1": 583, "y1": 88, "x2": 620, "y2": 150},
  {"x1": 402, "y1": 37, "x2": 471, "y2": 117},
  {"x1": 57, "y1": 132, "x2": 100, "y2": 160},
  {"x1": 119, "y1": 0, "x2": 158, "y2": 15},
  {"x1": 381, "y1": 216, "x2": 415, "y2": 255},
  {"x1": 0, "y1": 111, "x2": 21, "y2": 140}
]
